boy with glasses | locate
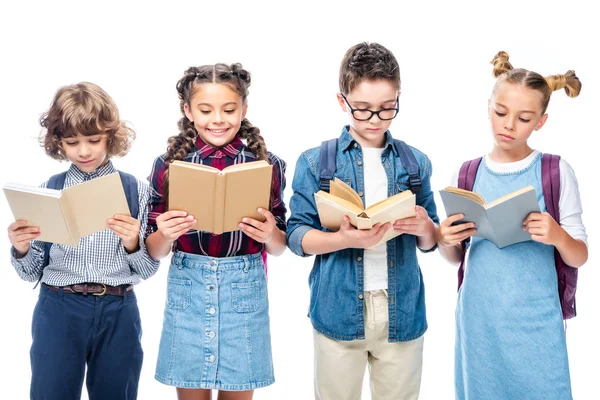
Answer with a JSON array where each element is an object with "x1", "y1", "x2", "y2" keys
[{"x1": 287, "y1": 42, "x2": 440, "y2": 399}]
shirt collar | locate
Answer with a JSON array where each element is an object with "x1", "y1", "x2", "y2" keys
[
  {"x1": 339, "y1": 125, "x2": 396, "y2": 154},
  {"x1": 68, "y1": 159, "x2": 116, "y2": 182},
  {"x1": 195, "y1": 135, "x2": 244, "y2": 159}
]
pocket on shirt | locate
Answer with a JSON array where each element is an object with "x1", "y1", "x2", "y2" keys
[
  {"x1": 231, "y1": 281, "x2": 261, "y2": 313},
  {"x1": 167, "y1": 278, "x2": 192, "y2": 310}
]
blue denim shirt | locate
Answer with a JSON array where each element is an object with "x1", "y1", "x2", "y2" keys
[{"x1": 287, "y1": 126, "x2": 439, "y2": 342}]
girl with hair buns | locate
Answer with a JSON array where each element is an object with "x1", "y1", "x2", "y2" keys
[
  {"x1": 145, "y1": 63, "x2": 287, "y2": 399},
  {"x1": 437, "y1": 51, "x2": 588, "y2": 399}
]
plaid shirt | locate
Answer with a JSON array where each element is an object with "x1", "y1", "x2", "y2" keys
[
  {"x1": 146, "y1": 135, "x2": 287, "y2": 257},
  {"x1": 10, "y1": 161, "x2": 160, "y2": 286}
]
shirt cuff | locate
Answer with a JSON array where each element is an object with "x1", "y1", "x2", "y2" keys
[{"x1": 287, "y1": 225, "x2": 313, "y2": 257}]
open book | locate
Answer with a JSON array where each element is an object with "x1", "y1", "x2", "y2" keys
[
  {"x1": 439, "y1": 185, "x2": 540, "y2": 248},
  {"x1": 169, "y1": 160, "x2": 273, "y2": 235},
  {"x1": 3, "y1": 173, "x2": 130, "y2": 246},
  {"x1": 314, "y1": 178, "x2": 416, "y2": 247}
]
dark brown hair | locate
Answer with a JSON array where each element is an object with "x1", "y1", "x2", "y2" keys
[
  {"x1": 339, "y1": 42, "x2": 400, "y2": 95},
  {"x1": 491, "y1": 51, "x2": 582, "y2": 114},
  {"x1": 39, "y1": 82, "x2": 135, "y2": 160}
]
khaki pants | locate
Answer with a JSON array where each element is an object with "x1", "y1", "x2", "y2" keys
[{"x1": 314, "y1": 290, "x2": 424, "y2": 400}]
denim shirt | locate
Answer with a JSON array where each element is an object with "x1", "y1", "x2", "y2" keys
[{"x1": 287, "y1": 126, "x2": 439, "y2": 342}]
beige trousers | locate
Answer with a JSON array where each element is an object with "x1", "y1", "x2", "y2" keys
[{"x1": 314, "y1": 290, "x2": 424, "y2": 400}]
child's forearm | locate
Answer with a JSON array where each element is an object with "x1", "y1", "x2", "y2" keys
[
  {"x1": 437, "y1": 242, "x2": 464, "y2": 265},
  {"x1": 265, "y1": 228, "x2": 287, "y2": 256},
  {"x1": 301, "y1": 229, "x2": 347, "y2": 255},
  {"x1": 145, "y1": 231, "x2": 173, "y2": 260},
  {"x1": 416, "y1": 222, "x2": 437, "y2": 252},
  {"x1": 555, "y1": 230, "x2": 588, "y2": 268}
]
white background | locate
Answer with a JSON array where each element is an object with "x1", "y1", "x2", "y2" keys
[{"x1": 0, "y1": 1, "x2": 598, "y2": 399}]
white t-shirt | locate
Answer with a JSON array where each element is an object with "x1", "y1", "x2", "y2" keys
[
  {"x1": 362, "y1": 148, "x2": 389, "y2": 291},
  {"x1": 450, "y1": 150, "x2": 587, "y2": 244}
]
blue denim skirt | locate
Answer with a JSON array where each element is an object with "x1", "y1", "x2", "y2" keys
[{"x1": 155, "y1": 251, "x2": 274, "y2": 390}]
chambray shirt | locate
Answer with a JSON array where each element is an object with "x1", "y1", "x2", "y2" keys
[
  {"x1": 287, "y1": 127, "x2": 439, "y2": 342},
  {"x1": 10, "y1": 161, "x2": 160, "y2": 286}
]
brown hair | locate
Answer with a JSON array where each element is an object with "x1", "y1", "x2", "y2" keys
[
  {"x1": 40, "y1": 82, "x2": 135, "y2": 160},
  {"x1": 491, "y1": 51, "x2": 582, "y2": 114},
  {"x1": 164, "y1": 63, "x2": 267, "y2": 163},
  {"x1": 339, "y1": 42, "x2": 400, "y2": 95}
]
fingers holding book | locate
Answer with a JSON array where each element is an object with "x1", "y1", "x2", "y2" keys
[
  {"x1": 7, "y1": 220, "x2": 41, "y2": 255},
  {"x1": 437, "y1": 214, "x2": 477, "y2": 247},
  {"x1": 239, "y1": 208, "x2": 277, "y2": 244},
  {"x1": 156, "y1": 211, "x2": 196, "y2": 243},
  {"x1": 108, "y1": 214, "x2": 142, "y2": 253},
  {"x1": 336, "y1": 216, "x2": 391, "y2": 249},
  {"x1": 522, "y1": 211, "x2": 562, "y2": 245}
]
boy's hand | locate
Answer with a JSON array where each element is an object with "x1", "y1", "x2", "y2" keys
[
  {"x1": 156, "y1": 211, "x2": 196, "y2": 243},
  {"x1": 239, "y1": 208, "x2": 278, "y2": 243},
  {"x1": 108, "y1": 214, "x2": 142, "y2": 253},
  {"x1": 437, "y1": 214, "x2": 477, "y2": 247},
  {"x1": 337, "y1": 216, "x2": 390, "y2": 249},
  {"x1": 8, "y1": 220, "x2": 40, "y2": 256},
  {"x1": 522, "y1": 212, "x2": 564, "y2": 246},
  {"x1": 392, "y1": 206, "x2": 435, "y2": 237}
]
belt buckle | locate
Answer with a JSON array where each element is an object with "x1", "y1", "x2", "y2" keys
[{"x1": 92, "y1": 284, "x2": 107, "y2": 296}]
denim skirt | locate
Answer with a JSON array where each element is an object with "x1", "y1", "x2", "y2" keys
[{"x1": 155, "y1": 251, "x2": 274, "y2": 390}]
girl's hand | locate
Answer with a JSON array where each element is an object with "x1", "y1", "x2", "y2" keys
[
  {"x1": 393, "y1": 206, "x2": 435, "y2": 237},
  {"x1": 437, "y1": 214, "x2": 477, "y2": 247},
  {"x1": 156, "y1": 211, "x2": 196, "y2": 243},
  {"x1": 336, "y1": 216, "x2": 390, "y2": 249},
  {"x1": 108, "y1": 214, "x2": 142, "y2": 253},
  {"x1": 7, "y1": 220, "x2": 41, "y2": 256},
  {"x1": 522, "y1": 212, "x2": 564, "y2": 246},
  {"x1": 239, "y1": 208, "x2": 279, "y2": 243}
]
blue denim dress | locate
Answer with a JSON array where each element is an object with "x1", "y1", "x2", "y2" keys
[
  {"x1": 455, "y1": 153, "x2": 572, "y2": 399},
  {"x1": 155, "y1": 251, "x2": 274, "y2": 390}
]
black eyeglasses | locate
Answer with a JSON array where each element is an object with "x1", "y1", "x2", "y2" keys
[{"x1": 340, "y1": 93, "x2": 399, "y2": 121}]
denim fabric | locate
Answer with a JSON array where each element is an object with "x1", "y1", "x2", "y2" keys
[
  {"x1": 455, "y1": 153, "x2": 572, "y2": 399},
  {"x1": 30, "y1": 285, "x2": 143, "y2": 400},
  {"x1": 287, "y1": 126, "x2": 439, "y2": 342},
  {"x1": 155, "y1": 251, "x2": 274, "y2": 390}
]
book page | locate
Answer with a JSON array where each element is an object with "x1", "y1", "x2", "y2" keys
[
  {"x1": 485, "y1": 185, "x2": 535, "y2": 209},
  {"x1": 169, "y1": 160, "x2": 217, "y2": 233},
  {"x1": 3, "y1": 184, "x2": 72, "y2": 245},
  {"x1": 442, "y1": 187, "x2": 485, "y2": 206},
  {"x1": 329, "y1": 178, "x2": 364, "y2": 209},
  {"x1": 439, "y1": 189, "x2": 494, "y2": 242},
  {"x1": 221, "y1": 162, "x2": 273, "y2": 234},
  {"x1": 63, "y1": 173, "x2": 130, "y2": 240},
  {"x1": 314, "y1": 191, "x2": 365, "y2": 230}
]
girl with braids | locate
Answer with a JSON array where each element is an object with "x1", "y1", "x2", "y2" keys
[
  {"x1": 145, "y1": 63, "x2": 287, "y2": 399},
  {"x1": 437, "y1": 52, "x2": 588, "y2": 399}
]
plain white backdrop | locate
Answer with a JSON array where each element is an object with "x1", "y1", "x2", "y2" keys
[{"x1": 0, "y1": 1, "x2": 598, "y2": 399}]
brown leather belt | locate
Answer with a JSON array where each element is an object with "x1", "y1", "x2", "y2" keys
[{"x1": 43, "y1": 283, "x2": 133, "y2": 297}]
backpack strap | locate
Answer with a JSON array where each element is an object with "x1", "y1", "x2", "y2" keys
[
  {"x1": 456, "y1": 157, "x2": 483, "y2": 290},
  {"x1": 118, "y1": 171, "x2": 140, "y2": 219},
  {"x1": 542, "y1": 154, "x2": 577, "y2": 319},
  {"x1": 393, "y1": 139, "x2": 421, "y2": 194},
  {"x1": 318, "y1": 139, "x2": 338, "y2": 193}
]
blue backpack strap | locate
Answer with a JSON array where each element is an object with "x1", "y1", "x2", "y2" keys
[
  {"x1": 117, "y1": 171, "x2": 139, "y2": 219},
  {"x1": 318, "y1": 139, "x2": 338, "y2": 193},
  {"x1": 393, "y1": 139, "x2": 421, "y2": 194}
]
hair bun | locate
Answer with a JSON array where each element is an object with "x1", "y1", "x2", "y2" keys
[{"x1": 491, "y1": 51, "x2": 513, "y2": 77}]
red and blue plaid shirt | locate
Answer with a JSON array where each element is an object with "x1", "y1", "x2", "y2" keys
[{"x1": 146, "y1": 135, "x2": 287, "y2": 258}]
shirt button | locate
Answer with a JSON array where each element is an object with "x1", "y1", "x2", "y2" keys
[
  {"x1": 358, "y1": 294, "x2": 364, "y2": 300},
  {"x1": 389, "y1": 192, "x2": 393, "y2": 197},
  {"x1": 357, "y1": 161, "x2": 363, "y2": 166},
  {"x1": 208, "y1": 355, "x2": 215, "y2": 362},
  {"x1": 357, "y1": 256, "x2": 362, "y2": 262},
  {"x1": 88, "y1": 263, "x2": 93, "y2": 268},
  {"x1": 208, "y1": 307, "x2": 216, "y2": 315},
  {"x1": 207, "y1": 285, "x2": 215, "y2": 290},
  {"x1": 207, "y1": 331, "x2": 216, "y2": 338},
  {"x1": 354, "y1": 143, "x2": 358, "y2": 148},
  {"x1": 358, "y1": 192, "x2": 363, "y2": 197},
  {"x1": 89, "y1": 237, "x2": 94, "y2": 242}
]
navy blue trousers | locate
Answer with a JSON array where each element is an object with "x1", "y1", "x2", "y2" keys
[{"x1": 30, "y1": 285, "x2": 143, "y2": 400}]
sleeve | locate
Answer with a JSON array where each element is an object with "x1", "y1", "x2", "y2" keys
[
  {"x1": 558, "y1": 159, "x2": 588, "y2": 246},
  {"x1": 268, "y1": 153, "x2": 287, "y2": 232},
  {"x1": 125, "y1": 179, "x2": 161, "y2": 279},
  {"x1": 416, "y1": 155, "x2": 440, "y2": 252},
  {"x1": 286, "y1": 152, "x2": 322, "y2": 257},
  {"x1": 145, "y1": 155, "x2": 168, "y2": 239},
  {"x1": 9, "y1": 180, "x2": 49, "y2": 282}
]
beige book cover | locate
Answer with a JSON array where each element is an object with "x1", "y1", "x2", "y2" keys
[
  {"x1": 314, "y1": 178, "x2": 416, "y2": 247},
  {"x1": 439, "y1": 185, "x2": 540, "y2": 248},
  {"x1": 3, "y1": 172, "x2": 130, "y2": 246},
  {"x1": 168, "y1": 160, "x2": 273, "y2": 234}
]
